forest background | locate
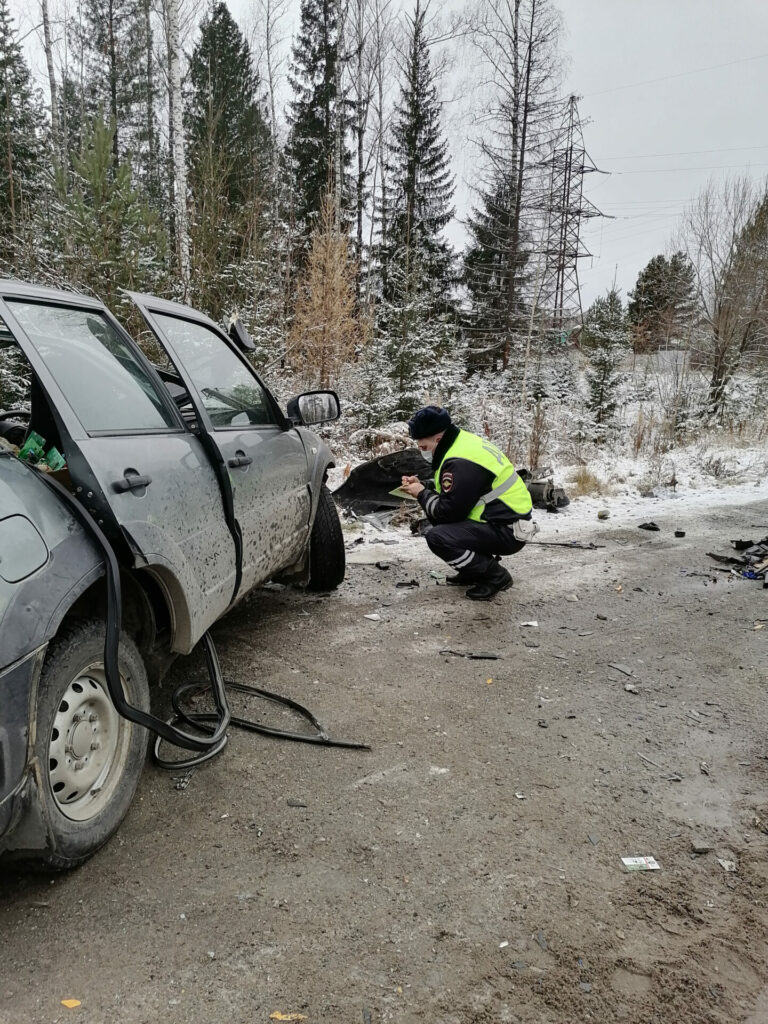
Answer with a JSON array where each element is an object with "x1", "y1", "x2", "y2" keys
[{"x1": 1, "y1": 0, "x2": 767, "y2": 495}]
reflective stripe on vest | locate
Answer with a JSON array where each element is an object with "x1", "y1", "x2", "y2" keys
[{"x1": 435, "y1": 430, "x2": 532, "y2": 522}]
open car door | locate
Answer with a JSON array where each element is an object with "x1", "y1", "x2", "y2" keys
[
  {"x1": 0, "y1": 284, "x2": 238, "y2": 653},
  {"x1": 126, "y1": 292, "x2": 312, "y2": 593}
]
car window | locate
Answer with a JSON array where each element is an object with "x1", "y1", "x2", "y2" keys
[
  {"x1": 153, "y1": 314, "x2": 276, "y2": 428},
  {"x1": 7, "y1": 302, "x2": 176, "y2": 433}
]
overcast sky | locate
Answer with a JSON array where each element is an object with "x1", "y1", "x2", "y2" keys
[{"x1": 11, "y1": 0, "x2": 768, "y2": 310}]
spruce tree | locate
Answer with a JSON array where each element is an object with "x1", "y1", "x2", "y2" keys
[
  {"x1": 185, "y1": 1, "x2": 274, "y2": 317},
  {"x1": 464, "y1": 169, "x2": 530, "y2": 370},
  {"x1": 0, "y1": 0, "x2": 46, "y2": 250},
  {"x1": 381, "y1": 0, "x2": 454, "y2": 307},
  {"x1": 627, "y1": 252, "x2": 697, "y2": 351},
  {"x1": 582, "y1": 288, "x2": 628, "y2": 437},
  {"x1": 287, "y1": 0, "x2": 351, "y2": 236},
  {"x1": 68, "y1": 0, "x2": 149, "y2": 167},
  {"x1": 186, "y1": 2, "x2": 272, "y2": 210}
]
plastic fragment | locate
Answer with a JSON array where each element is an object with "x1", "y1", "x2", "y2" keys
[
  {"x1": 61, "y1": 1001, "x2": 81, "y2": 1009},
  {"x1": 622, "y1": 856, "x2": 660, "y2": 871}
]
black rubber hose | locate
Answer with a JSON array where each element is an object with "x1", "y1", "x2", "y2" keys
[
  {"x1": 34, "y1": 466, "x2": 369, "y2": 767},
  {"x1": 35, "y1": 469, "x2": 231, "y2": 754}
]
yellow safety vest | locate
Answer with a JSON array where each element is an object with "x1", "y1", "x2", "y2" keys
[{"x1": 435, "y1": 430, "x2": 533, "y2": 522}]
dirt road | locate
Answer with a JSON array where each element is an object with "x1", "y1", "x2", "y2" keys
[{"x1": 2, "y1": 492, "x2": 767, "y2": 1024}]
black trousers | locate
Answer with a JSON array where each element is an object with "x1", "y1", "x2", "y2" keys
[{"x1": 425, "y1": 521, "x2": 526, "y2": 581}]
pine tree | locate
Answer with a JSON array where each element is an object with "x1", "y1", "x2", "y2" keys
[
  {"x1": 627, "y1": 251, "x2": 697, "y2": 351},
  {"x1": 287, "y1": 0, "x2": 351, "y2": 238},
  {"x1": 50, "y1": 117, "x2": 168, "y2": 316},
  {"x1": 582, "y1": 288, "x2": 628, "y2": 437},
  {"x1": 289, "y1": 191, "x2": 364, "y2": 386},
  {"x1": 68, "y1": 0, "x2": 150, "y2": 168},
  {"x1": 0, "y1": 0, "x2": 46, "y2": 251},
  {"x1": 380, "y1": 0, "x2": 454, "y2": 308}
]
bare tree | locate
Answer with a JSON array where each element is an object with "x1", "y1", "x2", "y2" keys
[
  {"x1": 678, "y1": 176, "x2": 768, "y2": 417},
  {"x1": 40, "y1": 0, "x2": 61, "y2": 164},
  {"x1": 467, "y1": 0, "x2": 562, "y2": 368},
  {"x1": 166, "y1": 0, "x2": 190, "y2": 295}
]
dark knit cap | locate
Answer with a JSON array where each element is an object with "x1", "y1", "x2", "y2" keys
[{"x1": 408, "y1": 405, "x2": 452, "y2": 440}]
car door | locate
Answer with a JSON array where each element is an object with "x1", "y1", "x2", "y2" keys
[
  {"x1": 0, "y1": 288, "x2": 238, "y2": 653},
  {"x1": 127, "y1": 293, "x2": 312, "y2": 593}
]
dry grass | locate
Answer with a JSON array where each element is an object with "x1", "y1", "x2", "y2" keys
[{"x1": 568, "y1": 465, "x2": 605, "y2": 497}]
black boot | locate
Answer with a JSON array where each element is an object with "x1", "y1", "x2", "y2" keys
[
  {"x1": 466, "y1": 565, "x2": 513, "y2": 601},
  {"x1": 446, "y1": 572, "x2": 473, "y2": 586}
]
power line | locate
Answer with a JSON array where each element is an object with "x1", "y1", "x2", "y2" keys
[
  {"x1": 584, "y1": 52, "x2": 768, "y2": 98},
  {"x1": 616, "y1": 162, "x2": 768, "y2": 175},
  {"x1": 599, "y1": 144, "x2": 768, "y2": 161}
]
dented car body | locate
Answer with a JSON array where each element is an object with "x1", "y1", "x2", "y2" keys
[{"x1": 0, "y1": 281, "x2": 345, "y2": 865}]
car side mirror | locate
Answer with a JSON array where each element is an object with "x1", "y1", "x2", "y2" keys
[
  {"x1": 229, "y1": 319, "x2": 255, "y2": 352},
  {"x1": 286, "y1": 390, "x2": 341, "y2": 426}
]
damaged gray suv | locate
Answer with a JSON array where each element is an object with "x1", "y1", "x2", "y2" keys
[{"x1": 0, "y1": 281, "x2": 345, "y2": 867}]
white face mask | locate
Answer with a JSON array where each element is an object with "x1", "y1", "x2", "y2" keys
[{"x1": 420, "y1": 448, "x2": 433, "y2": 463}]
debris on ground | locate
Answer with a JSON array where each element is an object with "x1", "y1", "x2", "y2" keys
[
  {"x1": 334, "y1": 449, "x2": 430, "y2": 516},
  {"x1": 334, "y1": 452, "x2": 571, "y2": 518},
  {"x1": 707, "y1": 535, "x2": 768, "y2": 586},
  {"x1": 608, "y1": 663, "x2": 633, "y2": 676},
  {"x1": 675, "y1": 530, "x2": 686, "y2": 538},
  {"x1": 691, "y1": 840, "x2": 713, "y2": 854},
  {"x1": 440, "y1": 649, "x2": 501, "y2": 660},
  {"x1": 624, "y1": 683, "x2": 639, "y2": 694},
  {"x1": 621, "y1": 856, "x2": 660, "y2": 871},
  {"x1": 597, "y1": 509, "x2": 610, "y2": 520},
  {"x1": 717, "y1": 857, "x2": 737, "y2": 873},
  {"x1": 364, "y1": 613, "x2": 381, "y2": 621},
  {"x1": 518, "y1": 467, "x2": 570, "y2": 512},
  {"x1": 638, "y1": 522, "x2": 660, "y2": 531}
]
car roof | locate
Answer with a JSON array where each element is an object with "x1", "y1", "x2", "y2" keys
[
  {"x1": 125, "y1": 291, "x2": 223, "y2": 332},
  {"x1": 0, "y1": 279, "x2": 105, "y2": 309}
]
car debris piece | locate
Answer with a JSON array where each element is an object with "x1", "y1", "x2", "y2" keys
[
  {"x1": 364, "y1": 612, "x2": 381, "y2": 621},
  {"x1": 396, "y1": 579, "x2": 420, "y2": 588},
  {"x1": 675, "y1": 530, "x2": 686, "y2": 538},
  {"x1": 621, "y1": 856, "x2": 660, "y2": 871},
  {"x1": 587, "y1": 834, "x2": 600, "y2": 845},
  {"x1": 375, "y1": 561, "x2": 391, "y2": 570},
  {"x1": 287, "y1": 799, "x2": 308, "y2": 808},
  {"x1": 638, "y1": 522, "x2": 660, "y2": 531},
  {"x1": 717, "y1": 858, "x2": 737, "y2": 873},
  {"x1": 439, "y1": 649, "x2": 500, "y2": 660},
  {"x1": 520, "y1": 620, "x2": 539, "y2": 627},
  {"x1": 691, "y1": 840, "x2": 713, "y2": 854},
  {"x1": 624, "y1": 683, "x2": 639, "y2": 694},
  {"x1": 609, "y1": 663, "x2": 633, "y2": 676}
]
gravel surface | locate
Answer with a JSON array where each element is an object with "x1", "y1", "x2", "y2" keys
[{"x1": 1, "y1": 491, "x2": 768, "y2": 1024}]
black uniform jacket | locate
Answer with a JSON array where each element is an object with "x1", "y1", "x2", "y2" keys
[{"x1": 416, "y1": 424, "x2": 527, "y2": 526}]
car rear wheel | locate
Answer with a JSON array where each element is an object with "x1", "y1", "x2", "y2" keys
[
  {"x1": 34, "y1": 619, "x2": 149, "y2": 869},
  {"x1": 307, "y1": 484, "x2": 345, "y2": 591}
]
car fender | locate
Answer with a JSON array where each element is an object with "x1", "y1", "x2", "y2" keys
[{"x1": 296, "y1": 428, "x2": 336, "y2": 527}]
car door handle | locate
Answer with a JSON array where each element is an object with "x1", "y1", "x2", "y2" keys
[
  {"x1": 113, "y1": 473, "x2": 152, "y2": 493},
  {"x1": 228, "y1": 455, "x2": 253, "y2": 468}
]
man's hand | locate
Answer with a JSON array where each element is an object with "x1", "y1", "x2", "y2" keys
[{"x1": 400, "y1": 474, "x2": 424, "y2": 498}]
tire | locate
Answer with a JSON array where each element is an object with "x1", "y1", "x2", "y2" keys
[
  {"x1": 33, "y1": 619, "x2": 150, "y2": 869},
  {"x1": 307, "y1": 484, "x2": 345, "y2": 591}
]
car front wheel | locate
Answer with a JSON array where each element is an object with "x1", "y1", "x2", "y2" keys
[
  {"x1": 33, "y1": 619, "x2": 150, "y2": 869},
  {"x1": 307, "y1": 484, "x2": 345, "y2": 591}
]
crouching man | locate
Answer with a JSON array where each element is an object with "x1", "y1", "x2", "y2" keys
[{"x1": 400, "y1": 406, "x2": 536, "y2": 600}]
